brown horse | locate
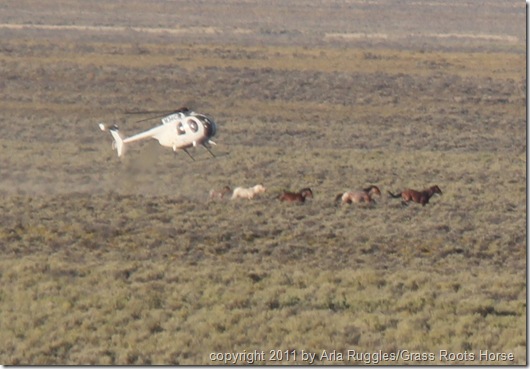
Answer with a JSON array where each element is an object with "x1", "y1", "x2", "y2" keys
[
  {"x1": 278, "y1": 187, "x2": 313, "y2": 203},
  {"x1": 388, "y1": 185, "x2": 442, "y2": 206},
  {"x1": 209, "y1": 186, "x2": 231, "y2": 201},
  {"x1": 335, "y1": 185, "x2": 381, "y2": 205}
]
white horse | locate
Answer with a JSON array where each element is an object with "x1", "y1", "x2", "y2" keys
[{"x1": 231, "y1": 184, "x2": 266, "y2": 200}]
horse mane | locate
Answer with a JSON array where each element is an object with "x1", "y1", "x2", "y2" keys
[
  {"x1": 428, "y1": 185, "x2": 442, "y2": 194},
  {"x1": 363, "y1": 185, "x2": 381, "y2": 194}
]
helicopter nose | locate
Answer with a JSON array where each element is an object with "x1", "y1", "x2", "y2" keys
[
  {"x1": 206, "y1": 118, "x2": 217, "y2": 139},
  {"x1": 210, "y1": 121, "x2": 217, "y2": 138},
  {"x1": 197, "y1": 114, "x2": 217, "y2": 140}
]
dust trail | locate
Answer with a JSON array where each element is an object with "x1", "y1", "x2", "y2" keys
[
  {"x1": 325, "y1": 32, "x2": 519, "y2": 43},
  {"x1": 2, "y1": 23, "x2": 520, "y2": 44},
  {"x1": 0, "y1": 23, "x2": 223, "y2": 35}
]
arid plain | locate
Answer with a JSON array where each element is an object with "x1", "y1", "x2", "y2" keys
[{"x1": 0, "y1": 0, "x2": 526, "y2": 365}]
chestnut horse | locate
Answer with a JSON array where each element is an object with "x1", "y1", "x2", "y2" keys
[
  {"x1": 231, "y1": 184, "x2": 266, "y2": 200},
  {"x1": 278, "y1": 187, "x2": 313, "y2": 203},
  {"x1": 209, "y1": 186, "x2": 231, "y2": 201},
  {"x1": 335, "y1": 185, "x2": 381, "y2": 205},
  {"x1": 388, "y1": 185, "x2": 442, "y2": 206}
]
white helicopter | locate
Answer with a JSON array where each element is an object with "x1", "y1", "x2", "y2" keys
[{"x1": 98, "y1": 107, "x2": 218, "y2": 160}]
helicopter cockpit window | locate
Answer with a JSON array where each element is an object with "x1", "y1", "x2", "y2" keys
[
  {"x1": 196, "y1": 115, "x2": 216, "y2": 138},
  {"x1": 188, "y1": 119, "x2": 199, "y2": 133},
  {"x1": 177, "y1": 122, "x2": 185, "y2": 135}
]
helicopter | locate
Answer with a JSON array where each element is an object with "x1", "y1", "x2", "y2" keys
[{"x1": 98, "y1": 107, "x2": 218, "y2": 160}]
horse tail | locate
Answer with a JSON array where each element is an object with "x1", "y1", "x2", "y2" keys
[{"x1": 387, "y1": 190, "x2": 401, "y2": 199}]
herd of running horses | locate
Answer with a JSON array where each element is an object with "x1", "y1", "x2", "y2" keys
[{"x1": 209, "y1": 184, "x2": 443, "y2": 207}]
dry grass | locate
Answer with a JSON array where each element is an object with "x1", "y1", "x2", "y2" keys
[{"x1": 0, "y1": 0, "x2": 526, "y2": 365}]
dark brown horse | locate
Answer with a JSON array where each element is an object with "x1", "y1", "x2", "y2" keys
[
  {"x1": 388, "y1": 185, "x2": 442, "y2": 206},
  {"x1": 278, "y1": 187, "x2": 313, "y2": 203}
]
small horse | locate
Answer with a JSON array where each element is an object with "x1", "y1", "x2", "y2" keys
[
  {"x1": 335, "y1": 185, "x2": 381, "y2": 205},
  {"x1": 278, "y1": 187, "x2": 313, "y2": 203},
  {"x1": 209, "y1": 186, "x2": 231, "y2": 201},
  {"x1": 388, "y1": 185, "x2": 442, "y2": 206},
  {"x1": 231, "y1": 184, "x2": 266, "y2": 200}
]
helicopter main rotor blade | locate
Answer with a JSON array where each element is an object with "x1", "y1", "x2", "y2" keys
[
  {"x1": 125, "y1": 107, "x2": 190, "y2": 115},
  {"x1": 125, "y1": 107, "x2": 191, "y2": 123},
  {"x1": 132, "y1": 112, "x2": 174, "y2": 123},
  {"x1": 125, "y1": 110, "x2": 174, "y2": 115}
]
